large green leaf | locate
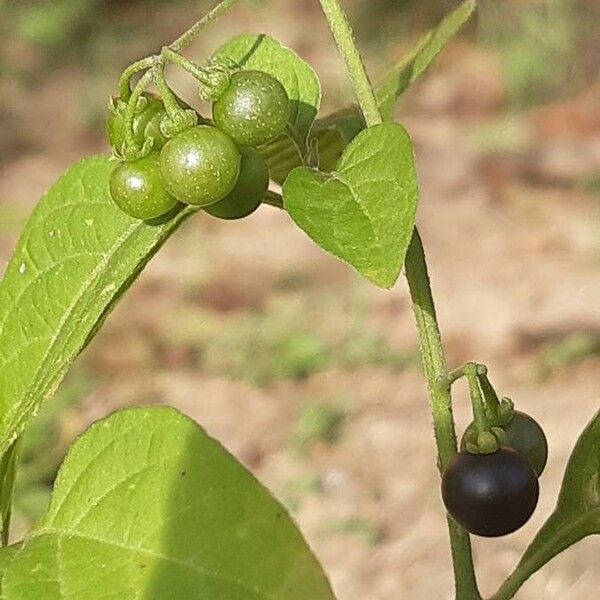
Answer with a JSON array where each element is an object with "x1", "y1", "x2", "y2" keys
[
  {"x1": 377, "y1": 0, "x2": 477, "y2": 120},
  {"x1": 212, "y1": 33, "x2": 321, "y2": 176},
  {"x1": 491, "y1": 411, "x2": 600, "y2": 600},
  {"x1": 0, "y1": 157, "x2": 194, "y2": 457},
  {"x1": 283, "y1": 122, "x2": 418, "y2": 289},
  {"x1": 0, "y1": 543, "x2": 19, "y2": 598},
  {"x1": 0, "y1": 407, "x2": 335, "y2": 600},
  {"x1": 0, "y1": 441, "x2": 18, "y2": 545}
]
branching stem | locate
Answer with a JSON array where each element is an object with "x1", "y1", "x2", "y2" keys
[
  {"x1": 318, "y1": 0, "x2": 381, "y2": 127},
  {"x1": 161, "y1": 47, "x2": 212, "y2": 85},
  {"x1": 316, "y1": 1, "x2": 480, "y2": 597},
  {"x1": 169, "y1": 0, "x2": 243, "y2": 53}
]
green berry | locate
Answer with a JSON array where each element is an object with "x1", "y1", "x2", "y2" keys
[
  {"x1": 109, "y1": 153, "x2": 177, "y2": 220},
  {"x1": 212, "y1": 70, "x2": 291, "y2": 147},
  {"x1": 159, "y1": 125, "x2": 241, "y2": 206},
  {"x1": 204, "y1": 146, "x2": 269, "y2": 220}
]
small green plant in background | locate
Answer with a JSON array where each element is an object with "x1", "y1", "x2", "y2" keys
[
  {"x1": 536, "y1": 331, "x2": 600, "y2": 380},
  {"x1": 320, "y1": 517, "x2": 383, "y2": 548},
  {"x1": 0, "y1": 1, "x2": 598, "y2": 599},
  {"x1": 12, "y1": 369, "x2": 91, "y2": 530},
  {"x1": 479, "y1": 0, "x2": 581, "y2": 108},
  {"x1": 292, "y1": 401, "x2": 347, "y2": 455}
]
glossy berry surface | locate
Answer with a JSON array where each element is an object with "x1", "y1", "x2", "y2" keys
[
  {"x1": 502, "y1": 411, "x2": 548, "y2": 477},
  {"x1": 212, "y1": 70, "x2": 291, "y2": 147},
  {"x1": 109, "y1": 153, "x2": 177, "y2": 220},
  {"x1": 159, "y1": 125, "x2": 241, "y2": 206},
  {"x1": 107, "y1": 93, "x2": 167, "y2": 153},
  {"x1": 204, "y1": 146, "x2": 269, "y2": 220},
  {"x1": 462, "y1": 411, "x2": 548, "y2": 477},
  {"x1": 442, "y1": 448, "x2": 539, "y2": 537}
]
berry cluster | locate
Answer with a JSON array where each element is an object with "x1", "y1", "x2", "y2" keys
[
  {"x1": 107, "y1": 70, "x2": 290, "y2": 221},
  {"x1": 443, "y1": 392, "x2": 548, "y2": 537}
]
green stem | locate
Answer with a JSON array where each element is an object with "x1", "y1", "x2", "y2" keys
[
  {"x1": 489, "y1": 522, "x2": 578, "y2": 600},
  {"x1": 446, "y1": 364, "x2": 468, "y2": 386},
  {"x1": 118, "y1": 56, "x2": 155, "y2": 100},
  {"x1": 405, "y1": 232, "x2": 481, "y2": 600},
  {"x1": 169, "y1": 0, "x2": 243, "y2": 53},
  {"x1": 476, "y1": 369, "x2": 502, "y2": 425},
  {"x1": 161, "y1": 47, "x2": 213, "y2": 85},
  {"x1": 153, "y1": 62, "x2": 182, "y2": 118},
  {"x1": 124, "y1": 69, "x2": 154, "y2": 150},
  {"x1": 316, "y1": 0, "x2": 481, "y2": 596},
  {"x1": 118, "y1": 0, "x2": 241, "y2": 99},
  {"x1": 285, "y1": 124, "x2": 309, "y2": 162},
  {"x1": 464, "y1": 363, "x2": 489, "y2": 436},
  {"x1": 317, "y1": 0, "x2": 382, "y2": 127}
]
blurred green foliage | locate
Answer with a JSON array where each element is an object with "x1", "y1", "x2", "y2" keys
[
  {"x1": 280, "y1": 474, "x2": 322, "y2": 513},
  {"x1": 293, "y1": 401, "x2": 346, "y2": 454},
  {"x1": 479, "y1": 0, "x2": 584, "y2": 108},
  {"x1": 17, "y1": 0, "x2": 103, "y2": 47},
  {"x1": 158, "y1": 294, "x2": 416, "y2": 387},
  {"x1": 13, "y1": 367, "x2": 92, "y2": 527},
  {"x1": 537, "y1": 332, "x2": 600, "y2": 379},
  {"x1": 319, "y1": 516, "x2": 383, "y2": 547}
]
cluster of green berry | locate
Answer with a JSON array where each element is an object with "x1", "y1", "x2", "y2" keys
[{"x1": 107, "y1": 70, "x2": 291, "y2": 221}]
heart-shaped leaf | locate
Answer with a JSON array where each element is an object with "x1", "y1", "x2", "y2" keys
[
  {"x1": 283, "y1": 122, "x2": 419, "y2": 289},
  {"x1": 0, "y1": 407, "x2": 335, "y2": 600},
  {"x1": 491, "y1": 410, "x2": 600, "y2": 599},
  {"x1": 0, "y1": 157, "x2": 194, "y2": 458},
  {"x1": 212, "y1": 34, "x2": 321, "y2": 150}
]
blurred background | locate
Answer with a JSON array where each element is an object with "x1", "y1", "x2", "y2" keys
[{"x1": 0, "y1": 0, "x2": 599, "y2": 598}]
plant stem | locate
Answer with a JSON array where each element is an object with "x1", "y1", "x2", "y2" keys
[
  {"x1": 118, "y1": 56, "x2": 155, "y2": 100},
  {"x1": 153, "y1": 63, "x2": 183, "y2": 118},
  {"x1": 465, "y1": 363, "x2": 490, "y2": 436},
  {"x1": 162, "y1": 47, "x2": 212, "y2": 85},
  {"x1": 169, "y1": 0, "x2": 243, "y2": 53},
  {"x1": 405, "y1": 232, "x2": 481, "y2": 600},
  {"x1": 446, "y1": 364, "x2": 468, "y2": 386},
  {"x1": 476, "y1": 369, "x2": 502, "y2": 424},
  {"x1": 318, "y1": 0, "x2": 382, "y2": 127},
  {"x1": 118, "y1": 0, "x2": 241, "y2": 99},
  {"x1": 124, "y1": 69, "x2": 154, "y2": 149},
  {"x1": 317, "y1": 2, "x2": 480, "y2": 596},
  {"x1": 285, "y1": 124, "x2": 309, "y2": 162}
]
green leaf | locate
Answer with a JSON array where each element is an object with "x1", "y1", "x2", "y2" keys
[
  {"x1": 491, "y1": 410, "x2": 600, "y2": 600},
  {"x1": 0, "y1": 543, "x2": 19, "y2": 600},
  {"x1": 0, "y1": 543, "x2": 19, "y2": 583},
  {"x1": 212, "y1": 34, "x2": 321, "y2": 151},
  {"x1": 0, "y1": 157, "x2": 193, "y2": 458},
  {"x1": 283, "y1": 122, "x2": 419, "y2": 289},
  {"x1": 0, "y1": 407, "x2": 335, "y2": 600},
  {"x1": 377, "y1": 0, "x2": 477, "y2": 120},
  {"x1": 259, "y1": 107, "x2": 363, "y2": 184},
  {"x1": 0, "y1": 441, "x2": 19, "y2": 546}
]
